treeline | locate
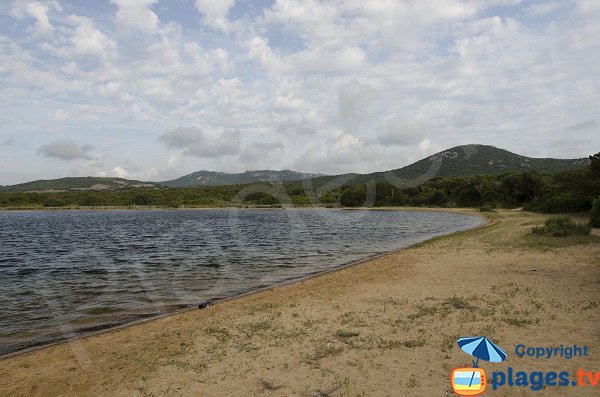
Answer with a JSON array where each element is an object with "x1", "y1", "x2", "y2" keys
[
  {"x1": 2, "y1": 153, "x2": 599, "y2": 213},
  {"x1": 338, "y1": 166, "x2": 600, "y2": 212},
  {"x1": 0, "y1": 184, "x2": 243, "y2": 208}
]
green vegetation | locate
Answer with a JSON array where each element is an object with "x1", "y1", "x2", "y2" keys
[
  {"x1": 531, "y1": 217, "x2": 591, "y2": 237},
  {"x1": 331, "y1": 163, "x2": 599, "y2": 212},
  {"x1": 591, "y1": 198, "x2": 600, "y2": 228},
  {"x1": 307, "y1": 144, "x2": 590, "y2": 189},
  {"x1": 161, "y1": 169, "x2": 325, "y2": 188},
  {"x1": 1, "y1": 165, "x2": 599, "y2": 212},
  {"x1": 2, "y1": 150, "x2": 598, "y2": 218},
  {"x1": 0, "y1": 177, "x2": 160, "y2": 193},
  {"x1": 479, "y1": 203, "x2": 496, "y2": 212}
]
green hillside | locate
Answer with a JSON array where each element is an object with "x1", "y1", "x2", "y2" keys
[
  {"x1": 0, "y1": 177, "x2": 161, "y2": 193},
  {"x1": 307, "y1": 144, "x2": 590, "y2": 188},
  {"x1": 161, "y1": 169, "x2": 326, "y2": 188}
]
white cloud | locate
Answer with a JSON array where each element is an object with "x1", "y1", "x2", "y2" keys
[
  {"x1": 379, "y1": 118, "x2": 425, "y2": 146},
  {"x1": 277, "y1": 119, "x2": 317, "y2": 136},
  {"x1": 159, "y1": 127, "x2": 242, "y2": 158},
  {"x1": 1, "y1": 0, "x2": 600, "y2": 184},
  {"x1": 112, "y1": 165, "x2": 129, "y2": 178},
  {"x1": 111, "y1": 0, "x2": 159, "y2": 33},
  {"x1": 194, "y1": 0, "x2": 236, "y2": 32},
  {"x1": 289, "y1": 46, "x2": 366, "y2": 75},
  {"x1": 247, "y1": 36, "x2": 283, "y2": 74},
  {"x1": 10, "y1": 0, "x2": 62, "y2": 35},
  {"x1": 240, "y1": 141, "x2": 284, "y2": 164},
  {"x1": 52, "y1": 109, "x2": 67, "y2": 121},
  {"x1": 339, "y1": 80, "x2": 377, "y2": 125},
  {"x1": 38, "y1": 140, "x2": 94, "y2": 161},
  {"x1": 67, "y1": 15, "x2": 118, "y2": 61}
]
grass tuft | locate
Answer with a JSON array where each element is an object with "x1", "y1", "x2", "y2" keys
[{"x1": 335, "y1": 330, "x2": 360, "y2": 338}]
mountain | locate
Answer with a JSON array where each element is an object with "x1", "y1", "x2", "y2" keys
[
  {"x1": 1, "y1": 146, "x2": 590, "y2": 193},
  {"x1": 161, "y1": 169, "x2": 326, "y2": 188},
  {"x1": 306, "y1": 144, "x2": 591, "y2": 188},
  {"x1": 0, "y1": 177, "x2": 161, "y2": 193}
]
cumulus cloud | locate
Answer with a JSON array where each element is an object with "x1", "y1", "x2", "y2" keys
[
  {"x1": 41, "y1": 15, "x2": 118, "y2": 61},
  {"x1": 38, "y1": 140, "x2": 94, "y2": 161},
  {"x1": 10, "y1": 0, "x2": 62, "y2": 35},
  {"x1": 2, "y1": 0, "x2": 600, "y2": 184},
  {"x1": 339, "y1": 80, "x2": 377, "y2": 124},
  {"x1": 240, "y1": 141, "x2": 284, "y2": 163},
  {"x1": 194, "y1": 0, "x2": 236, "y2": 32},
  {"x1": 159, "y1": 127, "x2": 241, "y2": 158},
  {"x1": 247, "y1": 36, "x2": 283, "y2": 73},
  {"x1": 289, "y1": 46, "x2": 366, "y2": 75},
  {"x1": 111, "y1": 0, "x2": 159, "y2": 33},
  {"x1": 277, "y1": 119, "x2": 316, "y2": 136},
  {"x1": 378, "y1": 118, "x2": 425, "y2": 146}
]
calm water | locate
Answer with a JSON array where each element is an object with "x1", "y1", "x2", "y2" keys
[{"x1": 0, "y1": 209, "x2": 483, "y2": 355}]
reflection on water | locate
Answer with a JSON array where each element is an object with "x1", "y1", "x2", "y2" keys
[{"x1": 0, "y1": 208, "x2": 483, "y2": 355}]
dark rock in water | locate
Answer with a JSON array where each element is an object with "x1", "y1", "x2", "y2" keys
[{"x1": 198, "y1": 300, "x2": 212, "y2": 309}]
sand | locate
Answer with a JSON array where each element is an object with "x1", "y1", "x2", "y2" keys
[{"x1": 1, "y1": 209, "x2": 599, "y2": 396}]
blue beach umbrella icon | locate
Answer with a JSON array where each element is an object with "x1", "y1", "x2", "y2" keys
[{"x1": 457, "y1": 336, "x2": 507, "y2": 387}]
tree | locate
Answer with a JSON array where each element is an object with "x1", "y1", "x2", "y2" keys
[
  {"x1": 340, "y1": 186, "x2": 366, "y2": 207},
  {"x1": 590, "y1": 197, "x2": 600, "y2": 228},
  {"x1": 132, "y1": 193, "x2": 152, "y2": 206},
  {"x1": 590, "y1": 152, "x2": 600, "y2": 178}
]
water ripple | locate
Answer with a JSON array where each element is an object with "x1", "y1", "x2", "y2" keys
[{"x1": 0, "y1": 208, "x2": 482, "y2": 355}]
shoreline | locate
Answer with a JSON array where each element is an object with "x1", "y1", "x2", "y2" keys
[
  {"x1": 0, "y1": 207, "x2": 490, "y2": 360},
  {"x1": 2, "y1": 208, "x2": 597, "y2": 396}
]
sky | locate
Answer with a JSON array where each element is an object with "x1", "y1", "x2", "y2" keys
[{"x1": 0, "y1": 0, "x2": 599, "y2": 185}]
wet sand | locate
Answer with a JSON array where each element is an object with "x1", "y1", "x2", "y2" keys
[{"x1": 1, "y1": 209, "x2": 598, "y2": 396}]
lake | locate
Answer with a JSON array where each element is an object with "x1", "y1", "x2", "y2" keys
[{"x1": 0, "y1": 209, "x2": 484, "y2": 355}]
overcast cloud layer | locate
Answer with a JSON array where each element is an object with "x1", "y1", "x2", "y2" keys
[{"x1": 0, "y1": 0, "x2": 599, "y2": 184}]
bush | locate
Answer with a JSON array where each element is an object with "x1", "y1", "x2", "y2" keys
[
  {"x1": 479, "y1": 202, "x2": 496, "y2": 212},
  {"x1": 131, "y1": 193, "x2": 152, "y2": 206},
  {"x1": 244, "y1": 192, "x2": 278, "y2": 205},
  {"x1": 340, "y1": 186, "x2": 366, "y2": 207},
  {"x1": 591, "y1": 198, "x2": 600, "y2": 228},
  {"x1": 532, "y1": 217, "x2": 591, "y2": 237},
  {"x1": 534, "y1": 192, "x2": 586, "y2": 213},
  {"x1": 42, "y1": 197, "x2": 67, "y2": 207}
]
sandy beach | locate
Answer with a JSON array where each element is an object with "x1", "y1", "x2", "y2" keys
[{"x1": 1, "y1": 208, "x2": 598, "y2": 396}]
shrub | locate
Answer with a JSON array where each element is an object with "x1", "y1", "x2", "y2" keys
[
  {"x1": 479, "y1": 202, "x2": 496, "y2": 212},
  {"x1": 534, "y1": 193, "x2": 585, "y2": 213},
  {"x1": 340, "y1": 186, "x2": 367, "y2": 207},
  {"x1": 591, "y1": 197, "x2": 600, "y2": 228},
  {"x1": 42, "y1": 197, "x2": 67, "y2": 207},
  {"x1": 532, "y1": 217, "x2": 591, "y2": 237},
  {"x1": 131, "y1": 193, "x2": 152, "y2": 206}
]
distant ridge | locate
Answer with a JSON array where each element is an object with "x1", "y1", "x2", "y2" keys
[
  {"x1": 307, "y1": 144, "x2": 591, "y2": 187},
  {"x1": 384, "y1": 144, "x2": 589, "y2": 178},
  {"x1": 160, "y1": 169, "x2": 327, "y2": 188},
  {"x1": 0, "y1": 177, "x2": 161, "y2": 193},
  {"x1": 0, "y1": 145, "x2": 590, "y2": 192}
]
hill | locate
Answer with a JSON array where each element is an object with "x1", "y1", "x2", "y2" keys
[
  {"x1": 0, "y1": 177, "x2": 161, "y2": 193},
  {"x1": 161, "y1": 169, "x2": 326, "y2": 188},
  {"x1": 306, "y1": 144, "x2": 590, "y2": 188}
]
